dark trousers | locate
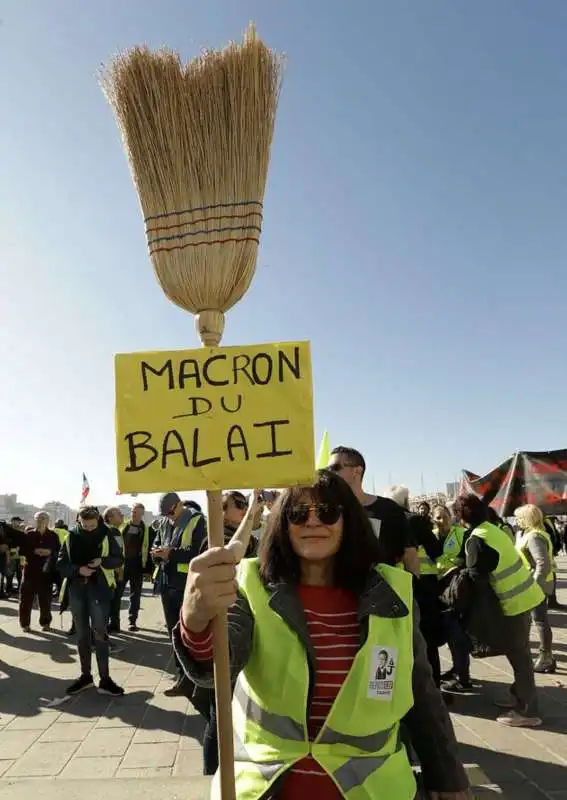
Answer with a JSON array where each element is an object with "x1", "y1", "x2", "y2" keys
[
  {"x1": 160, "y1": 586, "x2": 185, "y2": 682},
  {"x1": 19, "y1": 575, "x2": 53, "y2": 628},
  {"x1": 113, "y1": 561, "x2": 143, "y2": 625},
  {"x1": 505, "y1": 612, "x2": 539, "y2": 717},
  {"x1": 443, "y1": 610, "x2": 470, "y2": 680},
  {"x1": 69, "y1": 582, "x2": 110, "y2": 680}
]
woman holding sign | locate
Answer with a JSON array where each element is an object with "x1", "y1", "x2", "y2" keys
[{"x1": 174, "y1": 470, "x2": 470, "y2": 799}]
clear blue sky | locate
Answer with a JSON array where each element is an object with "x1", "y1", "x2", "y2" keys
[{"x1": 1, "y1": 0, "x2": 566, "y2": 510}]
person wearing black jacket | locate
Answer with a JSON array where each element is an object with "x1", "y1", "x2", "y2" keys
[
  {"x1": 57, "y1": 506, "x2": 124, "y2": 696},
  {"x1": 386, "y1": 488, "x2": 446, "y2": 690}
]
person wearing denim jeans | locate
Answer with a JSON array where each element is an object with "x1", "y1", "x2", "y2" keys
[{"x1": 57, "y1": 506, "x2": 125, "y2": 697}]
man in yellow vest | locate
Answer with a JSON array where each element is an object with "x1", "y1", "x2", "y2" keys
[
  {"x1": 152, "y1": 492, "x2": 206, "y2": 697},
  {"x1": 116, "y1": 503, "x2": 151, "y2": 632},
  {"x1": 455, "y1": 494, "x2": 543, "y2": 728},
  {"x1": 57, "y1": 506, "x2": 124, "y2": 697}
]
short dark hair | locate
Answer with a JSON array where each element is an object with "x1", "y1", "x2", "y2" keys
[
  {"x1": 454, "y1": 494, "x2": 487, "y2": 527},
  {"x1": 78, "y1": 505, "x2": 100, "y2": 521},
  {"x1": 258, "y1": 469, "x2": 387, "y2": 593},
  {"x1": 330, "y1": 446, "x2": 366, "y2": 478}
]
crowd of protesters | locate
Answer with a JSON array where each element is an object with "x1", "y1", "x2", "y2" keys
[{"x1": 0, "y1": 452, "x2": 565, "y2": 798}]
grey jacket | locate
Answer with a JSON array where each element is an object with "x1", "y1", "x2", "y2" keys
[{"x1": 173, "y1": 568, "x2": 468, "y2": 794}]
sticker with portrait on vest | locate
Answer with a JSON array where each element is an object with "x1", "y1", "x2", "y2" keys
[{"x1": 368, "y1": 646, "x2": 398, "y2": 700}]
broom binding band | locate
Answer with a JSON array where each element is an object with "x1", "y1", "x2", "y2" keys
[
  {"x1": 149, "y1": 234, "x2": 260, "y2": 256},
  {"x1": 144, "y1": 199, "x2": 263, "y2": 223},
  {"x1": 145, "y1": 210, "x2": 263, "y2": 235}
]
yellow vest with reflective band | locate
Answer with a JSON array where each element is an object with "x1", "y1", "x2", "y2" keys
[
  {"x1": 436, "y1": 525, "x2": 465, "y2": 578},
  {"x1": 416, "y1": 545, "x2": 438, "y2": 576},
  {"x1": 221, "y1": 558, "x2": 416, "y2": 800},
  {"x1": 152, "y1": 514, "x2": 202, "y2": 579},
  {"x1": 517, "y1": 528, "x2": 554, "y2": 590},
  {"x1": 59, "y1": 535, "x2": 116, "y2": 603},
  {"x1": 469, "y1": 522, "x2": 544, "y2": 616}
]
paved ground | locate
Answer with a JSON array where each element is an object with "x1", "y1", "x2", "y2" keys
[{"x1": 0, "y1": 559, "x2": 566, "y2": 798}]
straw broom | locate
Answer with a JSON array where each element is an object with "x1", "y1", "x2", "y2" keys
[{"x1": 101, "y1": 25, "x2": 282, "y2": 799}]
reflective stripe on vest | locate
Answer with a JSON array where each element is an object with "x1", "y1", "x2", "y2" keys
[
  {"x1": 416, "y1": 545, "x2": 438, "y2": 576},
  {"x1": 152, "y1": 515, "x2": 202, "y2": 579},
  {"x1": 221, "y1": 558, "x2": 417, "y2": 800},
  {"x1": 468, "y1": 522, "x2": 544, "y2": 616},
  {"x1": 517, "y1": 529, "x2": 554, "y2": 589},
  {"x1": 176, "y1": 515, "x2": 201, "y2": 573}
]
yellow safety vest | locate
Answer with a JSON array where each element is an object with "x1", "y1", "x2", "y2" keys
[
  {"x1": 152, "y1": 514, "x2": 202, "y2": 579},
  {"x1": 221, "y1": 558, "x2": 416, "y2": 800},
  {"x1": 517, "y1": 528, "x2": 554, "y2": 590},
  {"x1": 436, "y1": 525, "x2": 465, "y2": 578},
  {"x1": 54, "y1": 528, "x2": 69, "y2": 546},
  {"x1": 119, "y1": 520, "x2": 150, "y2": 565},
  {"x1": 59, "y1": 535, "x2": 116, "y2": 603},
  {"x1": 468, "y1": 522, "x2": 544, "y2": 616},
  {"x1": 416, "y1": 545, "x2": 438, "y2": 576}
]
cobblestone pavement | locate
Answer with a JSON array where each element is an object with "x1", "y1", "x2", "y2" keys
[{"x1": 0, "y1": 559, "x2": 566, "y2": 798}]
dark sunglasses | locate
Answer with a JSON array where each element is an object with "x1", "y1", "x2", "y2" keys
[{"x1": 287, "y1": 503, "x2": 343, "y2": 526}]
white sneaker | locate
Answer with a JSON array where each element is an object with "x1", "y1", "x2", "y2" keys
[{"x1": 497, "y1": 710, "x2": 542, "y2": 728}]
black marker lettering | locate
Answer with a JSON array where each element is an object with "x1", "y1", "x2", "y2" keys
[
  {"x1": 220, "y1": 394, "x2": 243, "y2": 413},
  {"x1": 172, "y1": 397, "x2": 213, "y2": 419},
  {"x1": 125, "y1": 431, "x2": 158, "y2": 471},
  {"x1": 233, "y1": 354, "x2": 255, "y2": 385},
  {"x1": 141, "y1": 360, "x2": 174, "y2": 392},
  {"x1": 254, "y1": 419, "x2": 292, "y2": 458},
  {"x1": 227, "y1": 425, "x2": 250, "y2": 461},
  {"x1": 203, "y1": 354, "x2": 229, "y2": 386},
  {"x1": 278, "y1": 347, "x2": 301, "y2": 381},
  {"x1": 192, "y1": 428, "x2": 222, "y2": 468},
  {"x1": 251, "y1": 353, "x2": 273, "y2": 385},
  {"x1": 161, "y1": 430, "x2": 189, "y2": 469},
  {"x1": 179, "y1": 359, "x2": 202, "y2": 389}
]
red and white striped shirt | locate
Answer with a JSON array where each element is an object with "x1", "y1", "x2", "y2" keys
[{"x1": 180, "y1": 584, "x2": 359, "y2": 800}]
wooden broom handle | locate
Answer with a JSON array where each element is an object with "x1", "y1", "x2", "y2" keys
[{"x1": 207, "y1": 488, "x2": 236, "y2": 799}]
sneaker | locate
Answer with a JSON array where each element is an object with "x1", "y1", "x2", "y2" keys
[
  {"x1": 441, "y1": 677, "x2": 474, "y2": 694},
  {"x1": 21, "y1": 626, "x2": 31, "y2": 633},
  {"x1": 497, "y1": 710, "x2": 542, "y2": 728},
  {"x1": 41, "y1": 625, "x2": 51, "y2": 632},
  {"x1": 128, "y1": 622, "x2": 138, "y2": 632},
  {"x1": 440, "y1": 667, "x2": 456, "y2": 681},
  {"x1": 66, "y1": 674, "x2": 94, "y2": 695},
  {"x1": 98, "y1": 677, "x2": 125, "y2": 696}
]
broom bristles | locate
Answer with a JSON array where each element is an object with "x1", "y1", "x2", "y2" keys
[{"x1": 100, "y1": 24, "x2": 282, "y2": 317}]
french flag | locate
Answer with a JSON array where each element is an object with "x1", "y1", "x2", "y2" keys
[{"x1": 81, "y1": 473, "x2": 90, "y2": 504}]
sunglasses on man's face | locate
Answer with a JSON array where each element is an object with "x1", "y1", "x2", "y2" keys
[{"x1": 286, "y1": 503, "x2": 343, "y2": 526}]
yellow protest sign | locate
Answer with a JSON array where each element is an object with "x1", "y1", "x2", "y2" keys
[{"x1": 115, "y1": 341, "x2": 315, "y2": 494}]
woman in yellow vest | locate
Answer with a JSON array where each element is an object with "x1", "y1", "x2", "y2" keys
[
  {"x1": 455, "y1": 494, "x2": 544, "y2": 728},
  {"x1": 514, "y1": 504, "x2": 556, "y2": 674},
  {"x1": 174, "y1": 470, "x2": 471, "y2": 799}
]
